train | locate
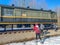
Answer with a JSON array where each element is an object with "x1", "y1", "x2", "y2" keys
[{"x1": 0, "y1": 4, "x2": 57, "y2": 32}]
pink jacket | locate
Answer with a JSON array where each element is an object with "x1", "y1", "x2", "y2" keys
[{"x1": 33, "y1": 24, "x2": 41, "y2": 33}]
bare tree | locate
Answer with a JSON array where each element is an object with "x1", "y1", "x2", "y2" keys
[
  {"x1": 10, "y1": 0, "x2": 48, "y2": 9},
  {"x1": 39, "y1": 0, "x2": 48, "y2": 9},
  {"x1": 29, "y1": 0, "x2": 36, "y2": 8},
  {"x1": 55, "y1": 6, "x2": 60, "y2": 26}
]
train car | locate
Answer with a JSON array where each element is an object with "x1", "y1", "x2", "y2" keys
[{"x1": 0, "y1": 5, "x2": 57, "y2": 32}]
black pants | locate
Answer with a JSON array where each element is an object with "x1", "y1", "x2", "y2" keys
[
  {"x1": 36, "y1": 33, "x2": 41, "y2": 40},
  {"x1": 55, "y1": 28, "x2": 58, "y2": 31},
  {"x1": 41, "y1": 30, "x2": 43, "y2": 36},
  {"x1": 41, "y1": 30, "x2": 43, "y2": 33}
]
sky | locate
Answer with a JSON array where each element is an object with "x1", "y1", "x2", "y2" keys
[{"x1": 0, "y1": 0, "x2": 60, "y2": 10}]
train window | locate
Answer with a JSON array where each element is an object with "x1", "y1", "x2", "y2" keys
[
  {"x1": 17, "y1": 24, "x2": 31, "y2": 28},
  {"x1": 44, "y1": 24, "x2": 51, "y2": 27},
  {"x1": 15, "y1": 9, "x2": 22, "y2": 16},
  {"x1": 17, "y1": 24, "x2": 22, "y2": 28},
  {"x1": 2, "y1": 8, "x2": 14, "y2": 16},
  {"x1": 24, "y1": 24, "x2": 30, "y2": 27}
]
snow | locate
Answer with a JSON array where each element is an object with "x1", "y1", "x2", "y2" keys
[{"x1": 5, "y1": 36, "x2": 60, "y2": 45}]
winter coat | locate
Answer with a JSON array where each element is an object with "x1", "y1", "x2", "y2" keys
[
  {"x1": 40, "y1": 24, "x2": 44, "y2": 30},
  {"x1": 33, "y1": 24, "x2": 41, "y2": 33},
  {"x1": 53, "y1": 24, "x2": 58, "y2": 29}
]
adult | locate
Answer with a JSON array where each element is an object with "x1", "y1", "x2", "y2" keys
[
  {"x1": 53, "y1": 23, "x2": 58, "y2": 31},
  {"x1": 40, "y1": 24, "x2": 44, "y2": 35}
]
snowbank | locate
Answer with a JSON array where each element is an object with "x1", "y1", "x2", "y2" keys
[{"x1": 5, "y1": 36, "x2": 60, "y2": 45}]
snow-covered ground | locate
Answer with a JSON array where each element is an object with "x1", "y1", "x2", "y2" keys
[{"x1": 5, "y1": 36, "x2": 60, "y2": 45}]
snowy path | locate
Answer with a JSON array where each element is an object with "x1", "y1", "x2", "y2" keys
[{"x1": 5, "y1": 36, "x2": 60, "y2": 45}]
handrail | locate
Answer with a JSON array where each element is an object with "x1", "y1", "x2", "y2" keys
[{"x1": 0, "y1": 16, "x2": 57, "y2": 19}]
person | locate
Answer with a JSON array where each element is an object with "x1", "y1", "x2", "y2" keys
[
  {"x1": 33, "y1": 23, "x2": 41, "y2": 40},
  {"x1": 40, "y1": 24, "x2": 44, "y2": 36},
  {"x1": 52, "y1": 23, "x2": 58, "y2": 31}
]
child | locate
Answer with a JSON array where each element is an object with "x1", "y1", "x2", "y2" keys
[{"x1": 33, "y1": 23, "x2": 41, "y2": 40}]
